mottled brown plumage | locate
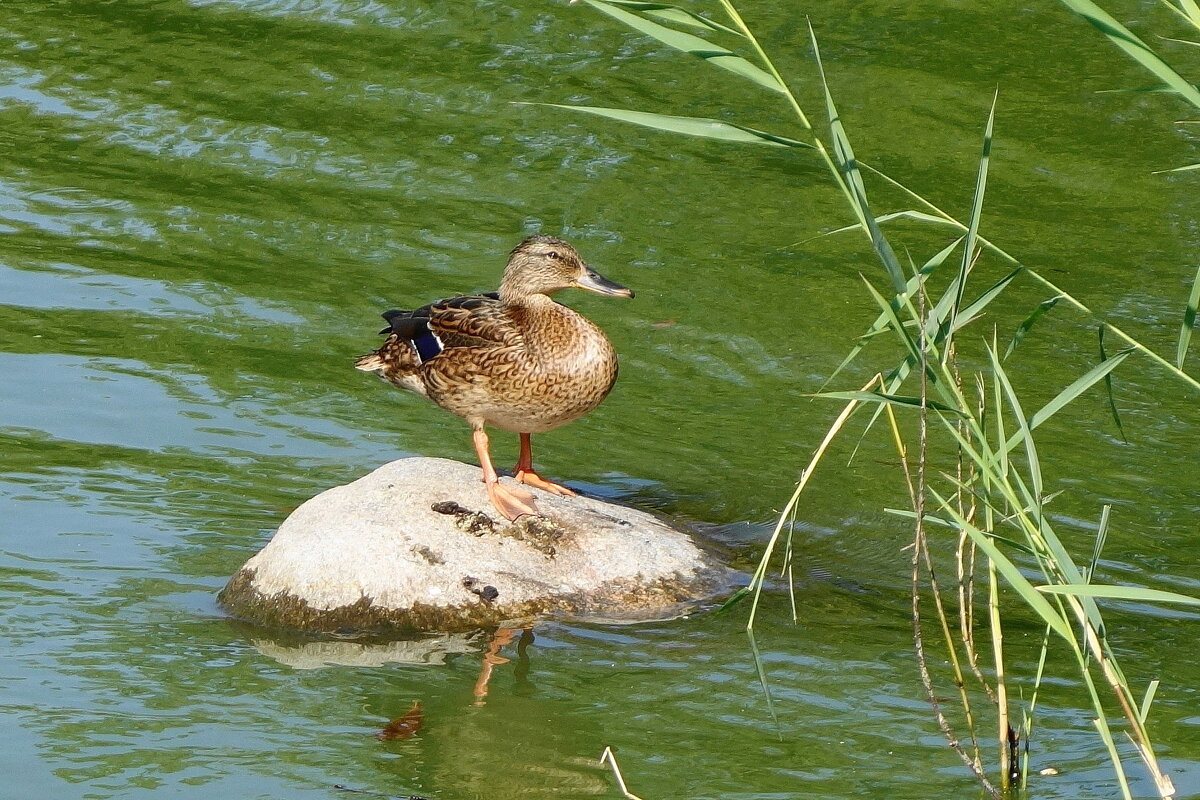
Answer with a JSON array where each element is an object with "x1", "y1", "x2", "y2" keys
[{"x1": 355, "y1": 235, "x2": 633, "y2": 520}]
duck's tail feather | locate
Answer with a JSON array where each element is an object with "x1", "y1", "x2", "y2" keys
[
  {"x1": 355, "y1": 334, "x2": 427, "y2": 396},
  {"x1": 354, "y1": 351, "x2": 388, "y2": 372}
]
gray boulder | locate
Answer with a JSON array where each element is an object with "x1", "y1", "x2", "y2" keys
[{"x1": 219, "y1": 457, "x2": 731, "y2": 633}]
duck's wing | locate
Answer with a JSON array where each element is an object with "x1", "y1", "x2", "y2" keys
[{"x1": 380, "y1": 293, "x2": 516, "y2": 363}]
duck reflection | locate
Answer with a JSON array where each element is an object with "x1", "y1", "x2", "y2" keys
[{"x1": 247, "y1": 624, "x2": 607, "y2": 797}]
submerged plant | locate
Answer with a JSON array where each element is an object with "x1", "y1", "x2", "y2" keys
[{"x1": 535, "y1": 1, "x2": 1200, "y2": 797}]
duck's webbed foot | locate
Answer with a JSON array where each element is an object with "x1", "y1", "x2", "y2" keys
[
  {"x1": 486, "y1": 480, "x2": 539, "y2": 521},
  {"x1": 514, "y1": 432, "x2": 577, "y2": 498},
  {"x1": 474, "y1": 427, "x2": 539, "y2": 520},
  {"x1": 515, "y1": 470, "x2": 577, "y2": 497}
]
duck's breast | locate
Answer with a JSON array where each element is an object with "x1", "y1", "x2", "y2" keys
[{"x1": 483, "y1": 305, "x2": 619, "y2": 433}]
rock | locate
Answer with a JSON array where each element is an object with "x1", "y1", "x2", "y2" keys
[{"x1": 218, "y1": 457, "x2": 732, "y2": 633}]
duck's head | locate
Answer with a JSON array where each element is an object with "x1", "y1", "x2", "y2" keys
[{"x1": 499, "y1": 234, "x2": 634, "y2": 302}]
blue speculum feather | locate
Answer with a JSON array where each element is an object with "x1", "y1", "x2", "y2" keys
[
  {"x1": 413, "y1": 329, "x2": 443, "y2": 362},
  {"x1": 380, "y1": 308, "x2": 443, "y2": 362}
]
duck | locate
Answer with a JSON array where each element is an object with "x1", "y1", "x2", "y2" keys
[{"x1": 355, "y1": 234, "x2": 633, "y2": 520}]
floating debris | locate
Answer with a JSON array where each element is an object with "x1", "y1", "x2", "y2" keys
[{"x1": 375, "y1": 700, "x2": 423, "y2": 741}]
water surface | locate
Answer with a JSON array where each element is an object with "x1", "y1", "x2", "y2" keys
[{"x1": 3, "y1": 1, "x2": 1200, "y2": 798}]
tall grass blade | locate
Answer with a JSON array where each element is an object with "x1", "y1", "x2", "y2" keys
[
  {"x1": 988, "y1": 345, "x2": 1044, "y2": 501},
  {"x1": 1162, "y1": 0, "x2": 1200, "y2": 29},
  {"x1": 858, "y1": 156, "x2": 1200, "y2": 393},
  {"x1": 523, "y1": 103, "x2": 812, "y2": 147},
  {"x1": 858, "y1": 162, "x2": 1200, "y2": 394},
  {"x1": 715, "y1": 586, "x2": 750, "y2": 613},
  {"x1": 819, "y1": 209, "x2": 960, "y2": 239},
  {"x1": 1177, "y1": 262, "x2": 1200, "y2": 367},
  {"x1": 1088, "y1": 504, "x2": 1112, "y2": 583},
  {"x1": 1140, "y1": 679, "x2": 1160, "y2": 724},
  {"x1": 1005, "y1": 296, "x2": 1062, "y2": 360},
  {"x1": 889, "y1": 507, "x2": 1038, "y2": 552},
  {"x1": 1180, "y1": 0, "x2": 1200, "y2": 26},
  {"x1": 860, "y1": 279, "x2": 959, "y2": 410},
  {"x1": 954, "y1": 266, "x2": 1023, "y2": 334},
  {"x1": 1091, "y1": 718, "x2": 1135, "y2": 800},
  {"x1": 821, "y1": 239, "x2": 960, "y2": 391},
  {"x1": 747, "y1": 377, "x2": 877, "y2": 629},
  {"x1": 949, "y1": 91, "x2": 997, "y2": 335},
  {"x1": 745, "y1": 629, "x2": 780, "y2": 726},
  {"x1": 930, "y1": 491, "x2": 1075, "y2": 643},
  {"x1": 809, "y1": 21, "x2": 907, "y2": 295},
  {"x1": 582, "y1": 0, "x2": 785, "y2": 94},
  {"x1": 1055, "y1": 0, "x2": 1200, "y2": 109}
]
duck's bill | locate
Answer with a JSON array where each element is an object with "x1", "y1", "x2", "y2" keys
[{"x1": 577, "y1": 268, "x2": 634, "y2": 298}]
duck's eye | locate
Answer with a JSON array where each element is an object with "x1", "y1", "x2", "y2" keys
[{"x1": 546, "y1": 250, "x2": 561, "y2": 260}]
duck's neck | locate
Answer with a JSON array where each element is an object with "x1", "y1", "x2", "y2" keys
[{"x1": 499, "y1": 286, "x2": 555, "y2": 307}]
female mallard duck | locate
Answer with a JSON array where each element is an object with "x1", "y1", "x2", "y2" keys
[{"x1": 355, "y1": 234, "x2": 633, "y2": 520}]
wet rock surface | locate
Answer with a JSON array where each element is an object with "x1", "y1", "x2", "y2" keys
[{"x1": 219, "y1": 457, "x2": 732, "y2": 633}]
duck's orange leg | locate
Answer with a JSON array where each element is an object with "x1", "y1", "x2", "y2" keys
[
  {"x1": 514, "y1": 433, "x2": 577, "y2": 497},
  {"x1": 473, "y1": 428, "x2": 538, "y2": 520}
]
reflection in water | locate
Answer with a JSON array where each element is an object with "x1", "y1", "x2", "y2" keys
[
  {"x1": 249, "y1": 625, "x2": 535, "y2": 706},
  {"x1": 472, "y1": 627, "x2": 534, "y2": 705},
  {"x1": 472, "y1": 626, "x2": 517, "y2": 705},
  {"x1": 250, "y1": 631, "x2": 482, "y2": 669},
  {"x1": 265, "y1": 623, "x2": 608, "y2": 799}
]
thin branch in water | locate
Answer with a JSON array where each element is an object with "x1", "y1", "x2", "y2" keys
[
  {"x1": 600, "y1": 747, "x2": 647, "y2": 800},
  {"x1": 909, "y1": 289, "x2": 1000, "y2": 799},
  {"x1": 746, "y1": 373, "x2": 881, "y2": 629},
  {"x1": 957, "y1": 375, "x2": 994, "y2": 704}
]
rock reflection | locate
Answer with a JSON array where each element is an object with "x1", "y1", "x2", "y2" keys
[{"x1": 251, "y1": 631, "x2": 481, "y2": 669}]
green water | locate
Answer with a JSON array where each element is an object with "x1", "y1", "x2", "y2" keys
[{"x1": 3, "y1": 0, "x2": 1200, "y2": 797}]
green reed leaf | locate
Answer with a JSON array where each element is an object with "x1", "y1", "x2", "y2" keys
[
  {"x1": 1027, "y1": 347, "x2": 1131, "y2": 430},
  {"x1": 524, "y1": 103, "x2": 811, "y2": 147},
  {"x1": 1140, "y1": 679, "x2": 1160, "y2": 724},
  {"x1": 1177, "y1": 262, "x2": 1200, "y2": 367},
  {"x1": 1037, "y1": 583, "x2": 1200, "y2": 606},
  {"x1": 1162, "y1": 0, "x2": 1200, "y2": 32},
  {"x1": 600, "y1": 1, "x2": 742, "y2": 36},
  {"x1": 953, "y1": 266, "x2": 1022, "y2": 334},
  {"x1": 821, "y1": 209, "x2": 957, "y2": 238},
  {"x1": 1005, "y1": 296, "x2": 1062, "y2": 360},
  {"x1": 821, "y1": 238, "x2": 960, "y2": 391},
  {"x1": 989, "y1": 344, "x2": 1043, "y2": 501},
  {"x1": 809, "y1": 21, "x2": 906, "y2": 295},
  {"x1": 812, "y1": 390, "x2": 965, "y2": 415},
  {"x1": 1056, "y1": 0, "x2": 1200, "y2": 109},
  {"x1": 1088, "y1": 504, "x2": 1112, "y2": 583},
  {"x1": 715, "y1": 586, "x2": 750, "y2": 613},
  {"x1": 1098, "y1": 327, "x2": 1128, "y2": 442},
  {"x1": 582, "y1": 0, "x2": 785, "y2": 94},
  {"x1": 931, "y1": 489, "x2": 1075, "y2": 643}
]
